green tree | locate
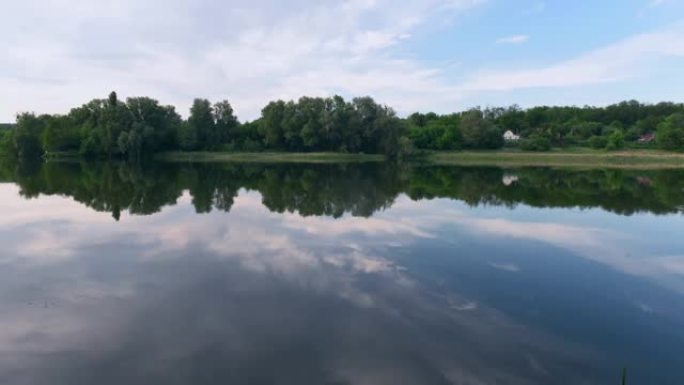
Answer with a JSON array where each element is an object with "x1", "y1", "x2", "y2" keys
[
  {"x1": 126, "y1": 97, "x2": 181, "y2": 154},
  {"x1": 588, "y1": 135, "x2": 608, "y2": 149},
  {"x1": 14, "y1": 113, "x2": 46, "y2": 159},
  {"x1": 213, "y1": 100, "x2": 239, "y2": 146},
  {"x1": 460, "y1": 109, "x2": 504, "y2": 149},
  {"x1": 259, "y1": 100, "x2": 287, "y2": 149},
  {"x1": 188, "y1": 99, "x2": 215, "y2": 149},
  {"x1": 520, "y1": 135, "x2": 551, "y2": 151},
  {"x1": 606, "y1": 130, "x2": 625, "y2": 151},
  {"x1": 178, "y1": 121, "x2": 198, "y2": 151},
  {"x1": 0, "y1": 129, "x2": 15, "y2": 157},
  {"x1": 42, "y1": 115, "x2": 80, "y2": 153},
  {"x1": 656, "y1": 113, "x2": 684, "y2": 151}
]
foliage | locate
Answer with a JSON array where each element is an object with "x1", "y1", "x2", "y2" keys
[
  {"x1": 519, "y1": 135, "x2": 551, "y2": 151},
  {"x1": 408, "y1": 100, "x2": 684, "y2": 151},
  {"x1": 656, "y1": 113, "x2": 684, "y2": 151},
  {"x1": 258, "y1": 95, "x2": 405, "y2": 157},
  {"x1": 6, "y1": 93, "x2": 684, "y2": 158},
  {"x1": 459, "y1": 109, "x2": 504, "y2": 149},
  {"x1": 68, "y1": 92, "x2": 183, "y2": 159},
  {"x1": 14, "y1": 113, "x2": 47, "y2": 159},
  {"x1": 5, "y1": 159, "x2": 684, "y2": 219},
  {"x1": 588, "y1": 135, "x2": 608, "y2": 149},
  {"x1": 0, "y1": 129, "x2": 15, "y2": 156},
  {"x1": 606, "y1": 130, "x2": 625, "y2": 151},
  {"x1": 408, "y1": 114, "x2": 461, "y2": 150}
]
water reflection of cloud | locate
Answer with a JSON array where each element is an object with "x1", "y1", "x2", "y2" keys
[
  {"x1": 385, "y1": 196, "x2": 684, "y2": 286},
  {"x1": 460, "y1": 215, "x2": 684, "y2": 285},
  {"x1": 0, "y1": 186, "x2": 614, "y2": 384},
  {"x1": 490, "y1": 262, "x2": 522, "y2": 273}
]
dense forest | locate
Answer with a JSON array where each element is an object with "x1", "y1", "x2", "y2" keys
[
  {"x1": 2, "y1": 160, "x2": 683, "y2": 219},
  {"x1": 1, "y1": 92, "x2": 684, "y2": 160}
]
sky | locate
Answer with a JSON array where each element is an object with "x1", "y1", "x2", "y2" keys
[{"x1": 1, "y1": 0, "x2": 684, "y2": 121}]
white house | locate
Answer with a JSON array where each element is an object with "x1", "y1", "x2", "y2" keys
[
  {"x1": 502, "y1": 174, "x2": 519, "y2": 186},
  {"x1": 503, "y1": 130, "x2": 521, "y2": 141}
]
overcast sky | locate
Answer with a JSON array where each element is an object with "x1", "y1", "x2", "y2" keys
[{"x1": 2, "y1": 0, "x2": 684, "y2": 121}]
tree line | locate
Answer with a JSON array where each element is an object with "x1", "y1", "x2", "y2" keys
[
  {"x1": 0, "y1": 92, "x2": 410, "y2": 160},
  {"x1": 2, "y1": 92, "x2": 684, "y2": 159},
  {"x1": 3, "y1": 159, "x2": 684, "y2": 219},
  {"x1": 407, "y1": 101, "x2": 684, "y2": 151}
]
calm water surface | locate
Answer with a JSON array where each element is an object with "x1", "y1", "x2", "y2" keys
[{"x1": 0, "y1": 161, "x2": 683, "y2": 384}]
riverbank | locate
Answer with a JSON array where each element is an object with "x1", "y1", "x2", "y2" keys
[
  {"x1": 24, "y1": 149, "x2": 684, "y2": 169},
  {"x1": 158, "y1": 149, "x2": 684, "y2": 168},
  {"x1": 427, "y1": 149, "x2": 684, "y2": 169},
  {"x1": 157, "y1": 151, "x2": 385, "y2": 163}
]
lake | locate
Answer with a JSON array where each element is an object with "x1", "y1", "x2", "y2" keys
[{"x1": 0, "y1": 160, "x2": 683, "y2": 384}]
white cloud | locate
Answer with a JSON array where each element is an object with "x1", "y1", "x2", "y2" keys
[
  {"x1": 461, "y1": 22, "x2": 684, "y2": 91},
  {"x1": 496, "y1": 34, "x2": 529, "y2": 44},
  {"x1": 0, "y1": 0, "x2": 483, "y2": 121}
]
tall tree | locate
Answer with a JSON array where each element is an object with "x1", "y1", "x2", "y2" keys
[
  {"x1": 656, "y1": 113, "x2": 684, "y2": 151},
  {"x1": 460, "y1": 109, "x2": 504, "y2": 149},
  {"x1": 213, "y1": 100, "x2": 239, "y2": 146},
  {"x1": 14, "y1": 113, "x2": 46, "y2": 159},
  {"x1": 188, "y1": 99, "x2": 215, "y2": 149}
]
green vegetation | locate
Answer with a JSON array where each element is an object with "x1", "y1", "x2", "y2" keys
[
  {"x1": 407, "y1": 101, "x2": 684, "y2": 152},
  {"x1": 655, "y1": 113, "x2": 684, "y2": 151},
  {"x1": 158, "y1": 151, "x2": 384, "y2": 163},
  {"x1": 3, "y1": 159, "x2": 684, "y2": 219},
  {"x1": 427, "y1": 149, "x2": 684, "y2": 169},
  {"x1": 2, "y1": 92, "x2": 411, "y2": 160},
  {"x1": 0, "y1": 128, "x2": 14, "y2": 156},
  {"x1": 3, "y1": 93, "x2": 684, "y2": 161}
]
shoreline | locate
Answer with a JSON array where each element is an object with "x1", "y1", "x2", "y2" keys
[
  {"x1": 156, "y1": 151, "x2": 386, "y2": 163},
  {"x1": 20, "y1": 149, "x2": 684, "y2": 169},
  {"x1": 158, "y1": 149, "x2": 684, "y2": 169},
  {"x1": 425, "y1": 149, "x2": 684, "y2": 169}
]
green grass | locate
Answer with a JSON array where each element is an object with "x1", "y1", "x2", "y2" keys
[
  {"x1": 157, "y1": 151, "x2": 386, "y2": 163},
  {"x1": 426, "y1": 149, "x2": 684, "y2": 169},
  {"x1": 40, "y1": 148, "x2": 684, "y2": 169}
]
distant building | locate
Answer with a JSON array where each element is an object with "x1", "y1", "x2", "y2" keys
[
  {"x1": 502, "y1": 174, "x2": 519, "y2": 186},
  {"x1": 503, "y1": 130, "x2": 521, "y2": 141},
  {"x1": 638, "y1": 132, "x2": 655, "y2": 143}
]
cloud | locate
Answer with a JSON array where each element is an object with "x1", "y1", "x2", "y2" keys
[
  {"x1": 496, "y1": 34, "x2": 529, "y2": 44},
  {"x1": 489, "y1": 262, "x2": 521, "y2": 272},
  {"x1": 461, "y1": 22, "x2": 684, "y2": 91},
  {"x1": 0, "y1": 187, "x2": 609, "y2": 385},
  {"x1": 0, "y1": 0, "x2": 483, "y2": 121}
]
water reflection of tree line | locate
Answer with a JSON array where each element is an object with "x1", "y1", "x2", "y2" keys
[{"x1": 1, "y1": 159, "x2": 684, "y2": 219}]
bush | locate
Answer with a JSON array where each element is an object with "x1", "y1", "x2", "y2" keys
[
  {"x1": 588, "y1": 135, "x2": 608, "y2": 149},
  {"x1": 241, "y1": 138, "x2": 264, "y2": 152},
  {"x1": 0, "y1": 130, "x2": 14, "y2": 156},
  {"x1": 656, "y1": 113, "x2": 684, "y2": 151},
  {"x1": 606, "y1": 130, "x2": 625, "y2": 151},
  {"x1": 520, "y1": 135, "x2": 551, "y2": 151}
]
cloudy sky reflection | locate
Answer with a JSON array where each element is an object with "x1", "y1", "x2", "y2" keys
[{"x1": 0, "y1": 184, "x2": 683, "y2": 384}]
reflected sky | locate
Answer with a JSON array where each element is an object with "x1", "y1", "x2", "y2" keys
[{"x1": 1, "y1": 171, "x2": 684, "y2": 384}]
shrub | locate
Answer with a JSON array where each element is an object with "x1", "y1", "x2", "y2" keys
[
  {"x1": 656, "y1": 113, "x2": 684, "y2": 151},
  {"x1": 606, "y1": 130, "x2": 625, "y2": 151},
  {"x1": 520, "y1": 135, "x2": 551, "y2": 151},
  {"x1": 588, "y1": 135, "x2": 608, "y2": 149}
]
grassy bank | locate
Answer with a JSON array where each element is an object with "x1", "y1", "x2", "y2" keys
[
  {"x1": 157, "y1": 151, "x2": 386, "y2": 163},
  {"x1": 32, "y1": 149, "x2": 684, "y2": 169},
  {"x1": 427, "y1": 149, "x2": 684, "y2": 169}
]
